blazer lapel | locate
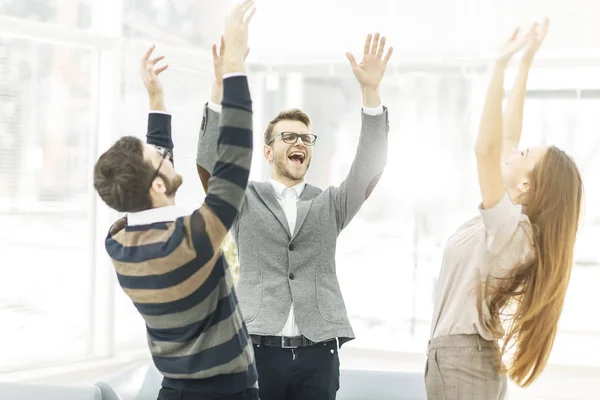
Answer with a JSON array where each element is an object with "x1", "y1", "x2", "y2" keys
[
  {"x1": 291, "y1": 184, "x2": 321, "y2": 241},
  {"x1": 253, "y1": 181, "x2": 292, "y2": 237}
]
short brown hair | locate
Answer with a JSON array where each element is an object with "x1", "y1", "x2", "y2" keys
[
  {"x1": 264, "y1": 109, "x2": 311, "y2": 144},
  {"x1": 93, "y1": 136, "x2": 155, "y2": 212}
]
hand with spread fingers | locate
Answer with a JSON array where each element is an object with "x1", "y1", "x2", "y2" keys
[
  {"x1": 140, "y1": 45, "x2": 169, "y2": 102},
  {"x1": 222, "y1": 0, "x2": 256, "y2": 74},
  {"x1": 346, "y1": 33, "x2": 393, "y2": 89}
]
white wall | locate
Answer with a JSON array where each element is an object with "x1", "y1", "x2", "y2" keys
[{"x1": 249, "y1": 0, "x2": 600, "y2": 63}]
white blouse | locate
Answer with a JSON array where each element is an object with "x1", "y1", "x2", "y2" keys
[{"x1": 430, "y1": 192, "x2": 536, "y2": 341}]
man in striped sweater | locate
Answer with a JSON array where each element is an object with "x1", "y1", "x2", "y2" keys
[{"x1": 92, "y1": 2, "x2": 258, "y2": 399}]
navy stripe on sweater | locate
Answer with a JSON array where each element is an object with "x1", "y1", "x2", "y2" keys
[
  {"x1": 153, "y1": 326, "x2": 250, "y2": 375},
  {"x1": 147, "y1": 293, "x2": 238, "y2": 343}
]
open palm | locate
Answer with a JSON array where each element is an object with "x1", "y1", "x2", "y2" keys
[{"x1": 346, "y1": 33, "x2": 393, "y2": 88}]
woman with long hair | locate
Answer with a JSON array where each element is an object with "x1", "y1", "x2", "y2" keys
[{"x1": 425, "y1": 19, "x2": 584, "y2": 399}]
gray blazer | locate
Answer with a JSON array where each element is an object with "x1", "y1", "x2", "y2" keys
[{"x1": 197, "y1": 104, "x2": 389, "y2": 344}]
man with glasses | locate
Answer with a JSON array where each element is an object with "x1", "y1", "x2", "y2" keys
[
  {"x1": 194, "y1": 33, "x2": 393, "y2": 400},
  {"x1": 93, "y1": 2, "x2": 261, "y2": 399}
]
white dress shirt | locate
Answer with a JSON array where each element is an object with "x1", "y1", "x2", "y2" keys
[
  {"x1": 269, "y1": 178, "x2": 306, "y2": 337},
  {"x1": 127, "y1": 205, "x2": 187, "y2": 226}
]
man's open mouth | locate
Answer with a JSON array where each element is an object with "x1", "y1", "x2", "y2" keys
[{"x1": 288, "y1": 151, "x2": 305, "y2": 164}]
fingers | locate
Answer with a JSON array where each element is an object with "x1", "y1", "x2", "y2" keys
[
  {"x1": 383, "y1": 47, "x2": 394, "y2": 63},
  {"x1": 527, "y1": 18, "x2": 549, "y2": 48},
  {"x1": 370, "y1": 33, "x2": 380, "y2": 55},
  {"x1": 142, "y1": 44, "x2": 155, "y2": 62},
  {"x1": 234, "y1": 0, "x2": 254, "y2": 20},
  {"x1": 155, "y1": 64, "x2": 169, "y2": 75},
  {"x1": 527, "y1": 22, "x2": 538, "y2": 36},
  {"x1": 509, "y1": 27, "x2": 520, "y2": 41},
  {"x1": 345, "y1": 52, "x2": 358, "y2": 68},
  {"x1": 150, "y1": 55, "x2": 165, "y2": 66},
  {"x1": 244, "y1": 47, "x2": 250, "y2": 59},
  {"x1": 538, "y1": 18, "x2": 550, "y2": 40},
  {"x1": 363, "y1": 34, "x2": 372, "y2": 55},
  {"x1": 506, "y1": 27, "x2": 529, "y2": 52},
  {"x1": 362, "y1": 33, "x2": 388, "y2": 60},
  {"x1": 141, "y1": 45, "x2": 166, "y2": 76},
  {"x1": 212, "y1": 44, "x2": 219, "y2": 61},
  {"x1": 376, "y1": 36, "x2": 386, "y2": 58},
  {"x1": 243, "y1": 5, "x2": 257, "y2": 25},
  {"x1": 220, "y1": 36, "x2": 225, "y2": 54}
]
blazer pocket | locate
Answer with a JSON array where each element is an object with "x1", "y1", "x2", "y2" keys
[
  {"x1": 236, "y1": 270, "x2": 262, "y2": 322},
  {"x1": 316, "y1": 272, "x2": 348, "y2": 323}
]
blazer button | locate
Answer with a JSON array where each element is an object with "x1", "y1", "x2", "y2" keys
[
  {"x1": 288, "y1": 244, "x2": 295, "y2": 251},
  {"x1": 289, "y1": 273, "x2": 295, "y2": 280}
]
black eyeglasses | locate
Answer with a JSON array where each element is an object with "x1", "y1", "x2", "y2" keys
[
  {"x1": 267, "y1": 132, "x2": 317, "y2": 146},
  {"x1": 149, "y1": 146, "x2": 172, "y2": 188}
]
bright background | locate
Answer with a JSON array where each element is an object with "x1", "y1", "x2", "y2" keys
[{"x1": 0, "y1": 0, "x2": 599, "y2": 398}]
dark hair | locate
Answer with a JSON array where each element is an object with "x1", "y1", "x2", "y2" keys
[
  {"x1": 93, "y1": 136, "x2": 155, "y2": 212},
  {"x1": 264, "y1": 109, "x2": 311, "y2": 144}
]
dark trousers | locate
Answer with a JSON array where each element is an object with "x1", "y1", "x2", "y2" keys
[
  {"x1": 157, "y1": 387, "x2": 259, "y2": 400},
  {"x1": 253, "y1": 339, "x2": 340, "y2": 400}
]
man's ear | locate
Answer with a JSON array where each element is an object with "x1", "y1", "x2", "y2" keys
[
  {"x1": 150, "y1": 177, "x2": 166, "y2": 194},
  {"x1": 264, "y1": 144, "x2": 273, "y2": 164}
]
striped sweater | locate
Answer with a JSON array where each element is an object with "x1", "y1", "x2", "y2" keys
[{"x1": 105, "y1": 75, "x2": 256, "y2": 394}]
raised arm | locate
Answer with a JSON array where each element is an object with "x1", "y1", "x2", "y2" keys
[
  {"x1": 197, "y1": 37, "x2": 250, "y2": 192},
  {"x1": 197, "y1": 0, "x2": 255, "y2": 239},
  {"x1": 475, "y1": 28, "x2": 531, "y2": 210},
  {"x1": 502, "y1": 20, "x2": 549, "y2": 154},
  {"x1": 139, "y1": 45, "x2": 174, "y2": 156},
  {"x1": 333, "y1": 33, "x2": 392, "y2": 230}
]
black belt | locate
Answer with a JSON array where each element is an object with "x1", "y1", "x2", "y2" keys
[{"x1": 250, "y1": 335, "x2": 333, "y2": 348}]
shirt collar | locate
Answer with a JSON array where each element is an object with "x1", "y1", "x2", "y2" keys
[
  {"x1": 269, "y1": 178, "x2": 306, "y2": 199},
  {"x1": 127, "y1": 205, "x2": 188, "y2": 226}
]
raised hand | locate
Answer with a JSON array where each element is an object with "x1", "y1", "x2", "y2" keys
[
  {"x1": 140, "y1": 45, "x2": 169, "y2": 98},
  {"x1": 497, "y1": 26, "x2": 535, "y2": 66},
  {"x1": 222, "y1": 0, "x2": 256, "y2": 73},
  {"x1": 522, "y1": 19, "x2": 549, "y2": 64},
  {"x1": 212, "y1": 36, "x2": 250, "y2": 86},
  {"x1": 346, "y1": 33, "x2": 393, "y2": 89}
]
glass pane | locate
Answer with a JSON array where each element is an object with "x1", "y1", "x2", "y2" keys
[
  {"x1": 114, "y1": 44, "x2": 214, "y2": 350},
  {"x1": 0, "y1": 37, "x2": 94, "y2": 371},
  {"x1": 122, "y1": 0, "x2": 237, "y2": 48},
  {"x1": 0, "y1": 0, "x2": 91, "y2": 30}
]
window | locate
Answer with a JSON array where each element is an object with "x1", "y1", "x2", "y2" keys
[
  {"x1": 0, "y1": 37, "x2": 94, "y2": 371},
  {"x1": 0, "y1": 0, "x2": 91, "y2": 29},
  {"x1": 122, "y1": 0, "x2": 238, "y2": 48}
]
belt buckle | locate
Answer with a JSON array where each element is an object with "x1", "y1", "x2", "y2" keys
[{"x1": 281, "y1": 336, "x2": 297, "y2": 349}]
